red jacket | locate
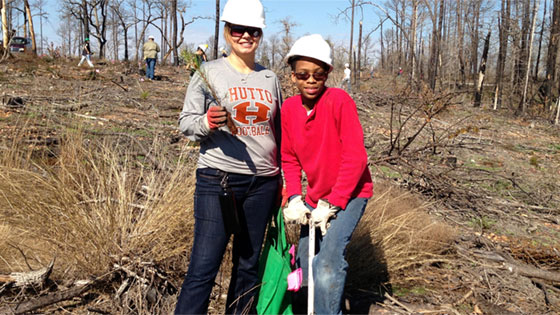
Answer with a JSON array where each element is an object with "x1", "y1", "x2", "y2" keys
[{"x1": 281, "y1": 87, "x2": 373, "y2": 209}]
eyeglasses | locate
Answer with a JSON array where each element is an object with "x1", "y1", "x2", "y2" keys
[
  {"x1": 230, "y1": 25, "x2": 262, "y2": 38},
  {"x1": 294, "y1": 72, "x2": 328, "y2": 81}
]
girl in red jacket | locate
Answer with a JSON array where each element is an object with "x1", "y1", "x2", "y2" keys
[{"x1": 281, "y1": 34, "x2": 373, "y2": 314}]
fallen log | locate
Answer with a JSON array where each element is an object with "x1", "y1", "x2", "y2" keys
[
  {"x1": 472, "y1": 248, "x2": 560, "y2": 283},
  {"x1": 0, "y1": 260, "x2": 53, "y2": 288},
  {"x1": 0, "y1": 274, "x2": 110, "y2": 314}
]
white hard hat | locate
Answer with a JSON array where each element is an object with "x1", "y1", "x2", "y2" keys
[
  {"x1": 286, "y1": 34, "x2": 333, "y2": 71},
  {"x1": 198, "y1": 44, "x2": 208, "y2": 52},
  {"x1": 148, "y1": 35, "x2": 155, "y2": 40},
  {"x1": 221, "y1": 0, "x2": 266, "y2": 29},
  {"x1": 344, "y1": 63, "x2": 349, "y2": 68}
]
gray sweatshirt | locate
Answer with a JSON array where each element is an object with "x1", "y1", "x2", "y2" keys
[{"x1": 179, "y1": 58, "x2": 282, "y2": 176}]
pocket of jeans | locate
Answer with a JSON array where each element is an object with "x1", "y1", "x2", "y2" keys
[{"x1": 196, "y1": 168, "x2": 223, "y2": 181}]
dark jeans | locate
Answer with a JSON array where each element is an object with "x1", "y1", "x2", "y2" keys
[
  {"x1": 145, "y1": 58, "x2": 156, "y2": 79},
  {"x1": 175, "y1": 168, "x2": 280, "y2": 315}
]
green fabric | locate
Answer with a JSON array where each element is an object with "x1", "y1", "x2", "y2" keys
[{"x1": 256, "y1": 208, "x2": 293, "y2": 315}]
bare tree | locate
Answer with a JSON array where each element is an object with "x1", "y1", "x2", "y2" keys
[
  {"x1": 544, "y1": 0, "x2": 560, "y2": 109},
  {"x1": 171, "y1": 0, "x2": 178, "y2": 65},
  {"x1": 518, "y1": 0, "x2": 540, "y2": 114},
  {"x1": 474, "y1": 30, "x2": 491, "y2": 107},
  {"x1": 22, "y1": 0, "x2": 36, "y2": 54},
  {"x1": 1, "y1": 0, "x2": 8, "y2": 50},
  {"x1": 534, "y1": 0, "x2": 546, "y2": 79},
  {"x1": 213, "y1": 0, "x2": 219, "y2": 60},
  {"x1": 495, "y1": 0, "x2": 511, "y2": 109},
  {"x1": 278, "y1": 17, "x2": 297, "y2": 61}
]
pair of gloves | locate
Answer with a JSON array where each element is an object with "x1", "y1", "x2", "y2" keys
[{"x1": 283, "y1": 195, "x2": 340, "y2": 236}]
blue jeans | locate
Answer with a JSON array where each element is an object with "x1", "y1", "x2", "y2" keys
[
  {"x1": 340, "y1": 78, "x2": 351, "y2": 93},
  {"x1": 175, "y1": 168, "x2": 280, "y2": 315},
  {"x1": 296, "y1": 197, "x2": 368, "y2": 315},
  {"x1": 145, "y1": 58, "x2": 156, "y2": 79}
]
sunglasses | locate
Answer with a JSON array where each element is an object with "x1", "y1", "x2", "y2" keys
[
  {"x1": 294, "y1": 72, "x2": 328, "y2": 81},
  {"x1": 230, "y1": 25, "x2": 262, "y2": 38}
]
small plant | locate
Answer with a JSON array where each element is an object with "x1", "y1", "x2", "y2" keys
[
  {"x1": 140, "y1": 91, "x2": 150, "y2": 100},
  {"x1": 529, "y1": 155, "x2": 539, "y2": 167},
  {"x1": 469, "y1": 215, "x2": 496, "y2": 230}
]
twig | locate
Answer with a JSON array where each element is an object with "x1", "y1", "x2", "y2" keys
[{"x1": 383, "y1": 292, "x2": 414, "y2": 313}]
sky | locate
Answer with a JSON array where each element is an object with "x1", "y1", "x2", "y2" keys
[{"x1": 34, "y1": 0, "x2": 382, "y2": 53}]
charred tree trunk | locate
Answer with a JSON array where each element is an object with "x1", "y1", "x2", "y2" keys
[
  {"x1": 82, "y1": 0, "x2": 89, "y2": 40},
  {"x1": 496, "y1": 0, "x2": 511, "y2": 109},
  {"x1": 357, "y1": 20, "x2": 362, "y2": 88},
  {"x1": 349, "y1": 0, "x2": 355, "y2": 83},
  {"x1": 518, "y1": 0, "x2": 540, "y2": 115},
  {"x1": 428, "y1": 0, "x2": 442, "y2": 91},
  {"x1": 474, "y1": 31, "x2": 491, "y2": 107},
  {"x1": 545, "y1": 0, "x2": 560, "y2": 109},
  {"x1": 515, "y1": 0, "x2": 532, "y2": 93},
  {"x1": 457, "y1": 0, "x2": 466, "y2": 88},
  {"x1": 171, "y1": 0, "x2": 178, "y2": 65},
  {"x1": 380, "y1": 20, "x2": 385, "y2": 69},
  {"x1": 534, "y1": 0, "x2": 546, "y2": 80},
  {"x1": 213, "y1": 0, "x2": 220, "y2": 60},
  {"x1": 410, "y1": 0, "x2": 418, "y2": 82},
  {"x1": 470, "y1": 1, "x2": 481, "y2": 76}
]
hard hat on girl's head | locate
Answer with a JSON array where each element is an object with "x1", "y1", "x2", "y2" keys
[
  {"x1": 220, "y1": 0, "x2": 266, "y2": 29},
  {"x1": 198, "y1": 44, "x2": 208, "y2": 52},
  {"x1": 286, "y1": 34, "x2": 333, "y2": 72}
]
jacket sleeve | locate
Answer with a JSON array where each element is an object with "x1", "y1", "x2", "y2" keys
[
  {"x1": 274, "y1": 77, "x2": 283, "y2": 167},
  {"x1": 327, "y1": 93, "x2": 369, "y2": 209},
  {"x1": 178, "y1": 70, "x2": 214, "y2": 141},
  {"x1": 281, "y1": 103, "x2": 303, "y2": 198}
]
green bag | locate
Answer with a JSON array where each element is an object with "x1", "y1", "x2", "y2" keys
[{"x1": 256, "y1": 208, "x2": 293, "y2": 315}]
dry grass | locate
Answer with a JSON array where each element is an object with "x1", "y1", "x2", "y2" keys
[
  {"x1": 0, "y1": 119, "x2": 455, "y2": 312},
  {"x1": 347, "y1": 181, "x2": 455, "y2": 291},
  {"x1": 0, "y1": 124, "x2": 196, "y2": 282}
]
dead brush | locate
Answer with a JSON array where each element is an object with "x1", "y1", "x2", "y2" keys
[
  {"x1": 346, "y1": 181, "x2": 455, "y2": 291},
  {"x1": 0, "y1": 125, "x2": 196, "y2": 312}
]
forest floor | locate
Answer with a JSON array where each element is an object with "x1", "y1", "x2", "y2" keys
[{"x1": 0, "y1": 54, "x2": 559, "y2": 314}]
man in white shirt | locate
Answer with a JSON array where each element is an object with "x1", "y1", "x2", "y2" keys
[{"x1": 340, "y1": 63, "x2": 351, "y2": 92}]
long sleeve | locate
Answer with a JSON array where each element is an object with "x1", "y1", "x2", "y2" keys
[
  {"x1": 326, "y1": 93, "x2": 370, "y2": 209},
  {"x1": 178, "y1": 70, "x2": 215, "y2": 142},
  {"x1": 281, "y1": 99, "x2": 303, "y2": 198}
]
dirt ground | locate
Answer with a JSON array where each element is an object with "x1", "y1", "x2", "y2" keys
[{"x1": 1, "y1": 55, "x2": 559, "y2": 314}]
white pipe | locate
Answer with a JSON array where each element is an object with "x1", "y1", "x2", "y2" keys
[{"x1": 308, "y1": 224, "x2": 315, "y2": 315}]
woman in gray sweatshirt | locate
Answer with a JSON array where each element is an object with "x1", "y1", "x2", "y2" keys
[{"x1": 175, "y1": 0, "x2": 282, "y2": 313}]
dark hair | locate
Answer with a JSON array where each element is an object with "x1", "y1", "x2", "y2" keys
[{"x1": 288, "y1": 56, "x2": 330, "y2": 72}]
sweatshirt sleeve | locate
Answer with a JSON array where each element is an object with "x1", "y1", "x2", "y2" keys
[
  {"x1": 178, "y1": 70, "x2": 213, "y2": 142},
  {"x1": 327, "y1": 93, "x2": 369, "y2": 209},
  {"x1": 281, "y1": 103, "x2": 303, "y2": 198},
  {"x1": 274, "y1": 77, "x2": 283, "y2": 167}
]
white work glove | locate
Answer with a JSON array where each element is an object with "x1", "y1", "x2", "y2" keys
[
  {"x1": 283, "y1": 195, "x2": 311, "y2": 225},
  {"x1": 312, "y1": 200, "x2": 341, "y2": 236}
]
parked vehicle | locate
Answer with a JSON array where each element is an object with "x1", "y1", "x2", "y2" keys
[{"x1": 9, "y1": 37, "x2": 32, "y2": 53}]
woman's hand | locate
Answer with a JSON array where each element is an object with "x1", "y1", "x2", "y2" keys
[{"x1": 206, "y1": 106, "x2": 228, "y2": 129}]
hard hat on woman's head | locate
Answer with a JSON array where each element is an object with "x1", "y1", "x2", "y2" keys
[
  {"x1": 344, "y1": 63, "x2": 349, "y2": 68},
  {"x1": 220, "y1": 0, "x2": 266, "y2": 29},
  {"x1": 198, "y1": 44, "x2": 208, "y2": 52},
  {"x1": 285, "y1": 34, "x2": 333, "y2": 72}
]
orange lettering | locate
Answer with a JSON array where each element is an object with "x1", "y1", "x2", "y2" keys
[{"x1": 229, "y1": 87, "x2": 239, "y2": 102}]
